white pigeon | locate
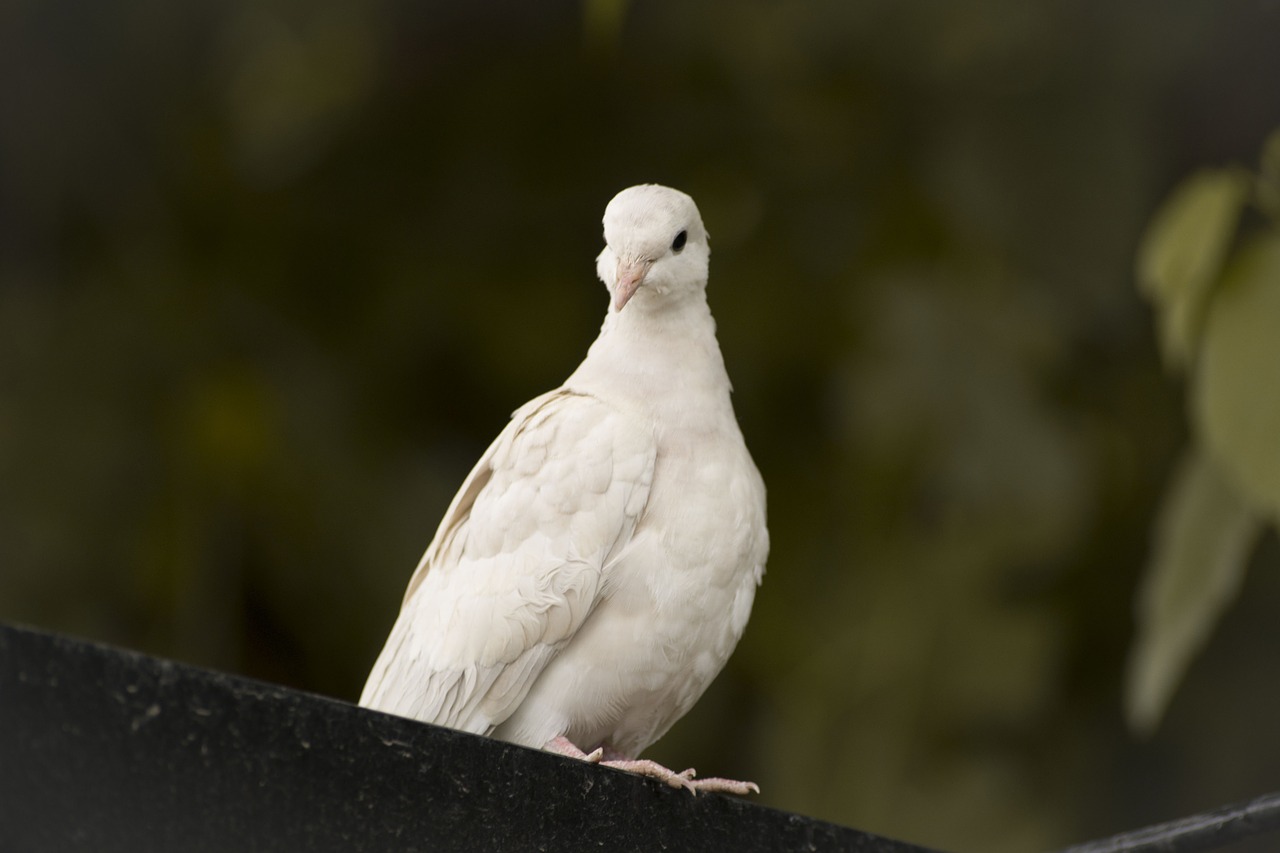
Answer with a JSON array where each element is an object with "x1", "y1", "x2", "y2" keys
[{"x1": 360, "y1": 184, "x2": 768, "y2": 795}]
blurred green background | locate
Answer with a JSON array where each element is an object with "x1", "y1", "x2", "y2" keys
[{"x1": 3, "y1": 1, "x2": 1280, "y2": 850}]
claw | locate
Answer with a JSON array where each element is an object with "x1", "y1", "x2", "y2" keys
[
  {"x1": 688, "y1": 777, "x2": 760, "y2": 796},
  {"x1": 544, "y1": 736, "x2": 758, "y2": 796}
]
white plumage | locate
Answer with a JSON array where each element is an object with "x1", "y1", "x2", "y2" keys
[{"x1": 361, "y1": 184, "x2": 767, "y2": 793}]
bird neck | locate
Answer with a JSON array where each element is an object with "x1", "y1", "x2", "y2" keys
[{"x1": 565, "y1": 292, "x2": 735, "y2": 427}]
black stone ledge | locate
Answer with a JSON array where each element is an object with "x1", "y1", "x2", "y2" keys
[{"x1": 0, "y1": 622, "x2": 941, "y2": 853}]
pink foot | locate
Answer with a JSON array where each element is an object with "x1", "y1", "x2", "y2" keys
[{"x1": 544, "y1": 736, "x2": 760, "y2": 796}]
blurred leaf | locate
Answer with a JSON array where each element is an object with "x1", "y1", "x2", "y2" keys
[
  {"x1": 1125, "y1": 449, "x2": 1263, "y2": 735},
  {"x1": 1136, "y1": 168, "x2": 1250, "y2": 372},
  {"x1": 583, "y1": 0, "x2": 629, "y2": 57},
  {"x1": 1193, "y1": 232, "x2": 1280, "y2": 519},
  {"x1": 1258, "y1": 130, "x2": 1280, "y2": 221},
  {"x1": 221, "y1": 5, "x2": 378, "y2": 184},
  {"x1": 179, "y1": 367, "x2": 281, "y2": 491}
]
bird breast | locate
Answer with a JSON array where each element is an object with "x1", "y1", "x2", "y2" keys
[{"x1": 493, "y1": 418, "x2": 766, "y2": 757}]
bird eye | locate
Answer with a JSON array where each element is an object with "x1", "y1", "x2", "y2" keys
[{"x1": 671, "y1": 230, "x2": 688, "y2": 252}]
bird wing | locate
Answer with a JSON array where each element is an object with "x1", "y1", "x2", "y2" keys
[{"x1": 359, "y1": 388, "x2": 656, "y2": 735}]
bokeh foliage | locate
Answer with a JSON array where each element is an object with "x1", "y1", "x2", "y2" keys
[
  {"x1": 3, "y1": 1, "x2": 1280, "y2": 851},
  {"x1": 1128, "y1": 133, "x2": 1280, "y2": 735}
]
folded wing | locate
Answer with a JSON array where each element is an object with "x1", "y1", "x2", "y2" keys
[{"x1": 360, "y1": 389, "x2": 656, "y2": 735}]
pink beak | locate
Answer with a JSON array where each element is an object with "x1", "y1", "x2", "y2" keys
[{"x1": 613, "y1": 258, "x2": 652, "y2": 312}]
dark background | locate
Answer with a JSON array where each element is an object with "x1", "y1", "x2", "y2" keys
[{"x1": 2, "y1": 2, "x2": 1279, "y2": 850}]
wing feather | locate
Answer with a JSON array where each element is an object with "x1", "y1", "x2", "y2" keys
[{"x1": 360, "y1": 389, "x2": 656, "y2": 736}]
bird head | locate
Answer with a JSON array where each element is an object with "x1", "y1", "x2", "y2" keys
[{"x1": 596, "y1": 185, "x2": 709, "y2": 313}]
